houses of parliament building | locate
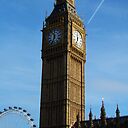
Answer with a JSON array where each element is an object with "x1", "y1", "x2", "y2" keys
[{"x1": 39, "y1": 0, "x2": 128, "y2": 127}]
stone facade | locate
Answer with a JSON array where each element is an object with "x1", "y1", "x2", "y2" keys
[{"x1": 39, "y1": 0, "x2": 86, "y2": 128}]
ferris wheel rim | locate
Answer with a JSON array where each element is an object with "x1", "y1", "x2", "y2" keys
[{"x1": 0, "y1": 106, "x2": 36, "y2": 128}]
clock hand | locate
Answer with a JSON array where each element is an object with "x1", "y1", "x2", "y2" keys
[
  {"x1": 77, "y1": 36, "x2": 79, "y2": 42},
  {"x1": 77, "y1": 32, "x2": 79, "y2": 42},
  {"x1": 53, "y1": 33, "x2": 55, "y2": 39},
  {"x1": 52, "y1": 32, "x2": 55, "y2": 41}
]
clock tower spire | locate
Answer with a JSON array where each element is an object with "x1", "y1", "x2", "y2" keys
[
  {"x1": 40, "y1": 0, "x2": 86, "y2": 127},
  {"x1": 56, "y1": 0, "x2": 75, "y2": 7}
]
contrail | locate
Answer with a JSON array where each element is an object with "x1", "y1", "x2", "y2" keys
[{"x1": 87, "y1": 0, "x2": 105, "y2": 25}]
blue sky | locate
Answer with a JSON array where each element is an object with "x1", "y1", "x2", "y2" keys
[{"x1": 0, "y1": 0, "x2": 128, "y2": 127}]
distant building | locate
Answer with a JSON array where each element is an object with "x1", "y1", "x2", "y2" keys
[{"x1": 73, "y1": 101, "x2": 128, "y2": 128}]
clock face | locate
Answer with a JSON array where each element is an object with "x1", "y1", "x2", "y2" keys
[
  {"x1": 73, "y1": 31, "x2": 82, "y2": 48},
  {"x1": 48, "y1": 29, "x2": 61, "y2": 44}
]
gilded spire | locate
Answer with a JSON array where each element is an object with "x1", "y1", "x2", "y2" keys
[
  {"x1": 89, "y1": 108, "x2": 93, "y2": 128},
  {"x1": 116, "y1": 104, "x2": 120, "y2": 117},
  {"x1": 100, "y1": 98, "x2": 107, "y2": 127},
  {"x1": 56, "y1": 0, "x2": 75, "y2": 7},
  {"x1": 75, "y1": 113, "x2": 81, "y2": 128},
  {"x1": 116, "y1": 104, "x2": 120, "y2": 128}
]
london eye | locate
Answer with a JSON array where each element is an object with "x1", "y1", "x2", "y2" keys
[{"x1": 0, "y1": 106, "x2": 37, "y2": 128}]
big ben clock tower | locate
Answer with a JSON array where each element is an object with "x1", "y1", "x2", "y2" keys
[{"x1": 40, "y1": 0, "x2": 86, "y2": 128}]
